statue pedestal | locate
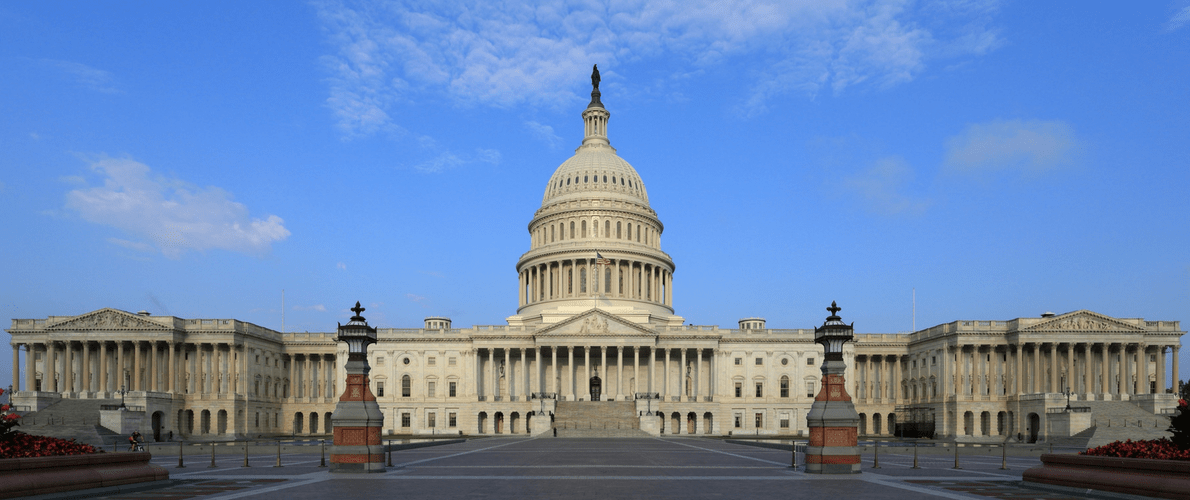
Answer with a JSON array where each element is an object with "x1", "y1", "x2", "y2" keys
[{"x1": 805, "y1": 360, "x2": 860, "y2": 474}]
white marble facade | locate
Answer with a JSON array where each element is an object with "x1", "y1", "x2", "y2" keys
[{"x1": 6, "y1": 90, "x2": 1184, "y2": 442}]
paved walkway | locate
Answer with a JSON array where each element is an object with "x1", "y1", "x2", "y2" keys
[{"x1": 92, "y1": 438, "x2": 1091, "y2": 499}]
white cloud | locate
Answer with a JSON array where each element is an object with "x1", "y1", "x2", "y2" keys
[
  {"x1": 413, "y1": 147, "x2": 501, "y2": 173},
  {"x1": 107, "y1": 237, "x2": 154, "y2": 252},
  {"x1": 406, "y1": 293, "x2": 426, "y2": 303},
  {"x1": 525, "y1": 120, "x2": 563, "y2": 148},
  {"x1": 65, "y1": 157, "x2": 290, "y2": 258},
  {"x1": 315, "y1": 0, "x2": 1002, "y2": 133},
  {"x1": 293, "y1": 304, "x2": 327, "y2": 312},
  {"x1": 944, "y1": 119, "x2": 1078, "y2": 174},
  {"x1": 337, "y1": 262, "x2": 347, "y2": 270},
  {"x1": 1168, "y1": 6, "x2": 1190, "y2": 31},
  {"x1": 844, "y1": 156, "x2": 929, "y2": 215},
  {"x1": 42, "y1": 59, "x2": 120, "y2": 94},
  {"x1": 30, "y1": 132, "x2": 40, "y2": 141}
]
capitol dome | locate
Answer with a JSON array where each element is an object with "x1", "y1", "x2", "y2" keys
[
  {"x1": 541, "y1": 149, "x2": 649, "y2": 207},
  {"x1": 510, "y1": 68, "x2": 681, "y2": 327}
]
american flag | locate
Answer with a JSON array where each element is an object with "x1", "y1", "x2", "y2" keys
[{"x1": 595, "y1": 252, "x2": 611, "y2": 265}]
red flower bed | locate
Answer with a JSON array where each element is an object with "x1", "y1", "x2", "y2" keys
[
  {"x1": 0, "y1": 433, "x2": 103, "y2": 459},
  {"x1": 1080, "y1": 438, "x2": 1190, "y2": 461}
]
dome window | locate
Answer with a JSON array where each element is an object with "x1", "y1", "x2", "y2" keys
[
  {"x1": 584, "y1": 175, "x2": 588, "y2": 183},
  {"x1": 629, "y1": 180, "x2": 633, "y2": 188},
  {"x1": 603, "y1": 175, "x2": 607, "y2": 183},
  {"x1": 612, "y1": 176, "x2": 616, "y2": 184},
  {"x1": 566, "y1": 178, "x2": 570, "y2": 185}
]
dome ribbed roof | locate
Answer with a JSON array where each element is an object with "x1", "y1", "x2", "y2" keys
[{"x1": 541, "y1": 148, "x2": 649, "y2": 207}]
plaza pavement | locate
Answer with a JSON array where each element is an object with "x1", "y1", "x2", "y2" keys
[{"x1": 50, "y1": 438, "x2": 1098, "y2": 500}]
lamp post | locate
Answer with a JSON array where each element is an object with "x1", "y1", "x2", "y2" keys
[
  {"x1": 1063, "y1": 387, "x2": 1073, "y2": 412},
  {"x1": 804, "y1": 301, "x2": 861, "y2": 474},
  {"x1": 117, "y1": 384, "x2": 128, "y2": 410},
  {"x1": 329, "y1": 301, "x2": 385, "y2": 473}
]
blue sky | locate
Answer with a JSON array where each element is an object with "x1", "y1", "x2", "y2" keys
[{"x1": 2, "y1": 1, "x2": 1188, "y2": 388}]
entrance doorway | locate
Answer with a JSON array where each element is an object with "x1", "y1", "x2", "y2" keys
[
  {"x1": 1028, "y1": 413, "x2": 1040, "y2": 443},
  {"x1": 589, "y1": 375, "x2": 602, "y2": 401},
  {"x1": 151, "y1": 411, "x2": 163, "y2": 441}
]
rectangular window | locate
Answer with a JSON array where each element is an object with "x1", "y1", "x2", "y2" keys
[
  {"x1": 734, "y1": 382, "x2": 742, "y2": 398},
  {"x1": 806, "y1": 382, "x2": 815, "y2": 398},
  {"x1": 402, "y1": 377, "x2": 411, "y2": 397},
  {"x1": 932, "y1": 356, "x2": 936, "y2": 365},
  {"x1": 449, "y1": 381, "x2": 457, "y2": 397},
  {"x1": 734, "y1": 414, "x2": 742, "y2": 428},
  {"x1": 780, "y1": 379, "x2": 789, "y2": 398},
  {"x1": 377, "y1": 357, "x2": 385, "y2": 365},
  {"x1": 428, "y1": 381, "x2": 437, "y2": 398},
  {"x1": 755, "y1": 383, "x2": 763, "y2": 398},
  {"x1": 734, "y1": 358, "x2": 742, "y2": 366},
  {"x1": 806, "y1": 357, "x2": 815, "y2": 366},
  {"x1": 401, "y1": 413, "x2": 411, "y2": 428},
  {"x1": 449, "y1": 357, "x2": 457, "y2": 366},
  {"x1": 780, "y1": 414, "x2": 790, "y2": 429},
  {"x1": 449, "y1": 412, "x2": 457, "y2": 428},
  {"x1": 255, "y1": 412, "x2": 260, "y2": 428},
  {"x1": 377, "y1": 381, "x2": 385, "y2": 398},
  {"x1": 428, "y1": 413, "x2": 436, "y2": 428},
  {"x1": 755, "y1": 413, "x2": 763, "y2": 429},
  {"x1": 428, "y1": 357, "x2": 436, "y2": 366},
  {"x1": 755, "y1": 357, "x2": 763, "y2": 366}
]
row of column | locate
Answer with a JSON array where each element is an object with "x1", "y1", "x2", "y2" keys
[
  {"x1": 473, "y1": 346, "x2": 715, "y2": 401},
  {"x1": 13, "y1": 341, "x2": 244, "y2": 396},
  {"x1": 896, "y1": 342, "x2": 1182, "y2": 404},
  {"x1": 855, "y1": 354, "x2": 904, "y2": 404},
  {"x1": 520, "y1": 259, "x2": 672, "y2": 307},
  {"x1": 286, "y1": 353, "x2": 336, "y2": 400}
]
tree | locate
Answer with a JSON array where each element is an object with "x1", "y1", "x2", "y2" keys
[{"x1": 1171, "y1": 397, "x2": 1190, "y2": 450}]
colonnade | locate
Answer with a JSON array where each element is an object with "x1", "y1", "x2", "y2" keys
[
  {"x1": 472, "y1": 346, "x2": 715, "y2": 402},
  {"x1": 886, "y1": 342, "x2": 1181, "y2": 404},
  {"x1": 12, "y1": 341, "x2": 247, "y2": 396},
  {"x1": 285, "y1": 353, "x2": 336, "y2": 400},
  {"x1": 855, "y1": 354, "x2": 905, "y2": 404},
  {"x1": 520, "y1": 259, "x2": 672, "y2": 307}
]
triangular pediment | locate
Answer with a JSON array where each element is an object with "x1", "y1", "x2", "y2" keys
[
  {"x1": 1022, "y1": 310, "x2": 1142, "y2": 333},
  {"x1": 535, "y1": 309, "x2": 656, "y2": 339},
  {"x1": 47, "y1": 308, "x2": 163, "y2": 330}
]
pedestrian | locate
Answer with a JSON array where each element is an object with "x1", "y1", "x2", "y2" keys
[{"x1": 128, "y1": 434, "x2": 137, "y2": 451}]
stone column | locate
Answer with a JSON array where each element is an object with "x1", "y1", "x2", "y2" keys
[
  {"x1": 1173, "y1": 346, "x2": 1180, "y2": 394},
  {"x1": 1102, "y1": 344, "x2": 1111, "y2": 396},
  {"x1": 81, "y1": 342, "x2": 92, "y2": 393},
  {"x1": 551, "y1": 346, "x2": 558, "y2": 395},
  {"x1": 1013, "y1": 345, "x2": 1022, "y2": 396},
  {"x1": 1158, "y1": 346, "x2": 1167, "y2": 393},
  {"x1": 566, "y1": 347, "x2": 574, "y2": 400},
  {"x1": 1138, "y1": 344, "x2": 1149, "y2": 395},
  {"x1": 662, "y1": 348, "x2": 670, "y2": 399},
  {"x1": 616, "y1": 347, "x2": 624, "y2": 400},
  {"x1": 25, "y1": 344, "x2": 36, "y2": 392},
  {"x1": 1123, "y1": 344, "x2": 1133, "y2": 396},
  {"x1": 649, "y1": 347, "x2": 656, "y2": 393},
  {"x1": 1083, "y1": 343, "x2": 1092, "y2": 396},
  {"x1": 633, "y1": 347, "x2": 639, "y2": 394},
  {"x1": 694, "y1": 349, "x2": 701, "y2": 401},
  {"x1": 710, "y1": 349, "x2": 717, "y2": 399},
  {"x1": 583, "y1": 346, "x2": 590, "y2": 399},
  {"x1": 1031, "y1": 343, "x2": 1041, "y2": 394},
  {"x1": 63, "y1": 342, "x2": 74, "y2": 394},
  {"x1": 11, "y1": 347, "x2": 19, "y2": 393}
]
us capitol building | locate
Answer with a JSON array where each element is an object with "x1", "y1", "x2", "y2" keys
[{"x1": 6, "y1": 72, "x2": 1185, "y2": 444}]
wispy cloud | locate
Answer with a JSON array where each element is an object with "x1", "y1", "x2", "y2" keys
[
  {"x1": 1168, "y1": 6, "x2": 1190, "y2": 31},
  {"x1": 293, "y1": 304, "x2": 327, "y2": 312},
  {"x1": 412, "y1": 147, "x2": 501, "y2": 173},
  {"x1": 844, "y1": 156, "x2": 929, "y2": 216},
  {"x1": 107, "y1": 237, "x2": 153, "y2": 252},
  {"x1": 525, "y1": 120, "x2": 564, "y2": 148},
  {"x1": 42, "y1": 59, "x2": 120, "y2": 93},
  {"x1": 336, "y1": 262, "x2": 347, "y2": 270},
  {"x1": 944, "y1": 119, "x2": 1079, "y2": 174},
  {"x1": 65, "y1": 157, "x2": 290, "y2": 258},
  {"x1": 315, "y1": 0, "x2": 1002, "y2": 134}
]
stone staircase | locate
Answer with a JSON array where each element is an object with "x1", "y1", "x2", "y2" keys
[
  {"x1": 554, "y1": 401, "x2": 649, "y2": 437},
  {"x1": 1050, "y1": 400, "x2": 1172, "y2": 449},
  {"x1": 15, "y1": 398, "x2": 124, "y2": 449}
]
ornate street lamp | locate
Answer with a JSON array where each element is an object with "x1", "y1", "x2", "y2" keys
[
  {"x1": 805, "y1": 301, "x2": 861, "y2": 474},
  {"x1": 118, "y1": 384, "x2": 128, "y2": 410},
  {"x1": 329, "y1": 302, "x2": 385, "y2": 473},
  {"x1": 1063, "y1": 386, "x2": 1073, "y2": 412}
]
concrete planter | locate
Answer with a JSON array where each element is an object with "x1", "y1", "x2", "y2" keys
[
  {"x1": 0, "y1": 452, "x2": 168, "y2": 499},
  {"x1": 1024, "y1": 454, "x2": 1190, "y2": 500}
]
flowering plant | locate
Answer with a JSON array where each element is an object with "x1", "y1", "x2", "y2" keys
[
  {"x1": 0, "y1": 433, "x2": 101, "y2": 459},
  {"x1": 1080, "y1": 438, "x2": 1190, "y2": 461},
  {"x1": 0, "y1": 389, "x2": 19, "y2": 440}
]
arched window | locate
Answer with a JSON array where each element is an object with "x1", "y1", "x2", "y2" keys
[
  {"x1": 604, "y1": 220, "x2": 609, "y2": 237},
  {"x1": 402, "y1": 375, "x2": 411, "y2": 398},
  {"x1": 616, "y1": 221, "x2": 621, "y2": 239},
  {"x1": 780, "y1": 376, "x2": 789, "y2": 398},
  {"x1": 581, "y1": 221, "x2": 587, "y2": 238},
  {"x1": 567, "y1": 269, "x2": 573, "y2": 293},
  {"x1": 626, "y1": 223, "x2": 632, "y2": 240},
  {"x1": 584, "y1": 175, "x2": 588, "y2": 183},
  {"x1": 603, "y1": 175, "x2": 607, "y2": 183},
  {"x1": 580, "y1": 268, "x2": 587, "y2": 293},
  {"x1": 550, "y1": 225, "x2": 555, "y2": 242},
  {"x1": 604, "y1": 268, "x2": 611, "y2": 293},
  {"x1": 636, "y1": 226, "x2": 641, "y2": 242}
]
